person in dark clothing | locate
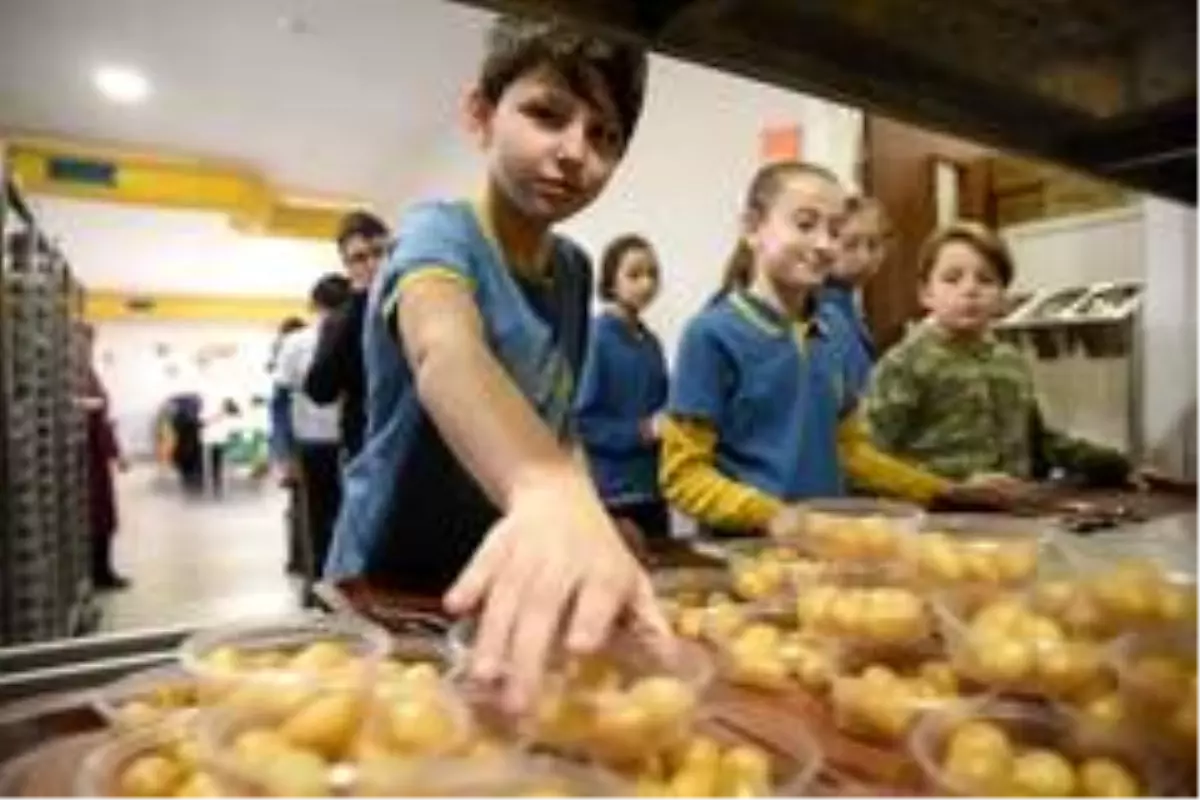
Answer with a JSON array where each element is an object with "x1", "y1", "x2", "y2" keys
[
  {"x1": 275, "y1": 274, "x2": 352, "y2": 587},
  {"x1": 78, "y1": 325, "x2": 130, "y2": 590},
  {"x1": 169, "y1": 393, "x2": 204, "y2": 494},
  {"x1": 304, "y1": 211, "x2": 391, "y2": 459}
]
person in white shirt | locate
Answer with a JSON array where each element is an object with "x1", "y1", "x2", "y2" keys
[
  {"x1": 200, "y1": 396, "x2": 241, "y2": 497},
  {"x1": 273, "y1": 274, "x2": 351, "y2": 581}
]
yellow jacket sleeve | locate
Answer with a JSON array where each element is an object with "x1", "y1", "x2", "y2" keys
[
  {"x1": 660, "y1": 415, "x2": 783, "y2": 533},
  {"x1": 837, "y1": 412, "x2": 951, "y2": 504}
]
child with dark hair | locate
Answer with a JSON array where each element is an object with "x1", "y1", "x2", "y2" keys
[
  {"x1": 820, "y1": 195, "x2": 892, "y2": 394},
  {"x1": 575, "y1": 234, "x2": 670, "y2": 540},
  {"x1": 274, "y1": 274, "x2": 348, "y2": 585},
  {"x1": 326, "y1": 15, "x2": 667, "y2": 708},
  {"x1": 306, "y1": 210, "x2": 392, "y2": 458},
  {"x1": 864, "y1": 221, "x2": 1138, "y2": 489}
]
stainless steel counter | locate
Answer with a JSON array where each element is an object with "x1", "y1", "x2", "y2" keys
[{"x1": 1064, "y1": 511, "x2": 1197, "y2": 575}]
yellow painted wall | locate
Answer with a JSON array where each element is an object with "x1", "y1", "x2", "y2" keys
[
  {"x1": 5, "y1": 135, "x2": 371, "y2": 240},
  {"x1": 86, "y1": 291, "x2": 309, "y2": 324}
]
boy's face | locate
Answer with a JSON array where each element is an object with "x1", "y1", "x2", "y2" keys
[
  {"x1": 920, "y1": 240, "x2": 1006, "y2": 335},
  {"x1": 746, "y1": 173, "x2": 846, "y2": 295},
  {"x1": 834, "y1": 208, "x2": 887, "y2": 285},
  {"x1": 340, "y1": 233, "x2": 389, "y2": 290},
  {"x1": 470, "y1": 65, "x2": 625, "y2": 225}
]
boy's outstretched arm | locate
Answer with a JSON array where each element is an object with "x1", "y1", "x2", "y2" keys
[{"x1": 396, "y1": 275, "x2": 671, "y2": 710}]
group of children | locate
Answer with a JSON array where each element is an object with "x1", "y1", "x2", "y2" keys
[{"x1": 320, "y1": 14, "x2": 1137, "y2": 709}]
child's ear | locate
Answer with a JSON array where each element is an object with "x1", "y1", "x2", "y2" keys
[{"x1": 461, "y1": 87, "x2": 494, "y2": 148}]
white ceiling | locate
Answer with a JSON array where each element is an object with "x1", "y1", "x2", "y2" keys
[{"x1": 0, "y1": 0, "x2": 493, "y2": 207}]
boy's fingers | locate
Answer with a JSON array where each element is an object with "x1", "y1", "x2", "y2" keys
[
  {"x1": 566, "y1": 568, "x2": 625, "y2": 655},
  {"x1": 629, "y1": 575, "x2": 677, "y2": 662},
  {"x1": 445, "y1": 518, "x2": 510, "y2": 615},
  {"x1": 467, "y1": 537, "x2": 528, "y2": 684},
  {"x1": 505, "y1": 567, "x2": 571, "y2": 713}
]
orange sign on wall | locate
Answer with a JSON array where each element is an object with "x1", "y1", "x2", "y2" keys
[{"x1": 760, "y1": 124, "x2": 803, "y2": 162}]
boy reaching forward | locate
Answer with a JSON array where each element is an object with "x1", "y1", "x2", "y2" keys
[{"x1": 325, "y1": 16, "x2": 669, "y2": 709}]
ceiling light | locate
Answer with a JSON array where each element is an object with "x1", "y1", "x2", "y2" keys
[{"x1": 93, "y1": 65, "x2": 151, "y2": 104}]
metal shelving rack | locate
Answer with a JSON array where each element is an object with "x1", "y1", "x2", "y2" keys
[{"x1": 1, "y1": 154, "x2": 96, "y2": 646}]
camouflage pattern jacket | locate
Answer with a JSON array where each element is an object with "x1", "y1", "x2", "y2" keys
[{"x1": 863, "y1": 320, "x2": 1130, "y2": 485}]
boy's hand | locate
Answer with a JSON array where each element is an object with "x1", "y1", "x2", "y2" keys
[
  {"x1": 936, "y1": 473, "x2": 1035, "y2": 512},
  {"x1": 444, "y1": 466, "x2": 673, "y2": 712}
]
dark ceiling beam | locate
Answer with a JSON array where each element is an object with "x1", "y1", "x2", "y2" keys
[{"x1": 443, "y1": 0, "x2": 1197, "y2": 204}]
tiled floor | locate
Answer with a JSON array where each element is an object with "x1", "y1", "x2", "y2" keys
[{"x1": 98, "y1": 465, "x2": 303, "y2": 633}]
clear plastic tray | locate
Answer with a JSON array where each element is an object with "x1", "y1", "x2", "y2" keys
[
  {"x1": 609, "y1": 717, "x2": 824, "y2": 796},
  {"x1": 179, "y1": 614, "x2": 393, "y2": 706},
  {"x1": 709, "y1": 620, "x2": 847, "y2": 696},
  {"x1": 1108, "y1": 629, "x2": 1196, "y2": 764},
  {"x1": 448, "y1": 618, "x2": 714, "y2": 767},
  {"x1": 195, "y1": 671, "x2": 475, "y2": 797},
  {"x1": 682, "y1": 542, "x2": 821, "y2": 623},
  {"x1": 830, "y1": 660, "x2": 966, "y2": 744},
  {"x1": 789, "y1": 562, "x2": 939, "y2": 657},
  {"x1": 905, "y1": 514, "x2": 1050, "y2": 592},
  {"x1": 91, "y1": 663, "x2": 199, "y2": 731},
  {"x1": 908, "y1": 698, "x2": 1164, "y2": 797},
  {"x1": 779, "y1": 499, "x2": 923, "y2": 564},
  {"x1": 354, "y1": 751, "x2": 631, "y2": 796},
  {"x1": 75, "y1": 720, "x2": 220, "y2": 797},
  {"x1": 1029, "y1": 557, "x2": 1197, "y2": 641},
  {"x1": 934, "y1": 593, "x2": 1114, "y2": 701}
]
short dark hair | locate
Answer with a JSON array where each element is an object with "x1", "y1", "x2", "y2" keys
[
  {"x1": 310, "y1": 273, "x2": 352, "y2": 311},
  {"x1": 479, "y1": 15, "x2": 648, "y2": 148},
  {"x1": 336, "y1": 210, "x2": 389, "y2": 253},
  {"x1": 918, "y1": 221, "x2": 1016, "y2": 287},
  {"x1": 278, "y1": 316, "x2": 306, "y2": 337},
  {"x1": 598, "y1": 234, "x2": 654, "y2": 301}
]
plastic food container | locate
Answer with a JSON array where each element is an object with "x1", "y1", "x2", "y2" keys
[
  {"x1": 75, "y1": 721, "x2": 221, "y2": 797},
  {"x1": 1108, "y1": 629, "x2": 1196, "y2": 763},
  {"x1": 779, "y1": 499, "x2": 923, "y2": 563},
  {"x1": 607, "y1": 718, "x2": 823, "y2": 797},
  {"x1": 448, "y1": 618, "x2": 714, "y2": 767},
  {"x1": 195, "y1": 669, "x2": 475, "y2": 798},
  {"x1": 353, "y1": 751, "x2": 631, "y2": 797},
  {"x1": 830, "y1": 660, "x2": 966, "y2": 744},
  {"x1": 92, "y1": 663, "x2": 199, "y2": 730},
  {"x1": 903, "y1": 515, "x2": 1050, "y2": 606},
  {"x1": 179, "y1": 614, "x2": 392, "y2": 707},
  {"x1": 719, "y1": 540, "x2": 819, "y2": 603},
  {"x1": 934, "y1": 593, "x2": 1114, "y2": 701},
  {"x1": 709, "y1": 619, "x2": 847, "y2": 696},
  {"x1": 789, "y1": 562, "x2": 938, "y2": 658},
  {"x1": 908, "y1": 698, "x2": 1164, "y2": 797},
  {"x1": 1027, "y1": 558, "x2": 1197, "y2": 642}
]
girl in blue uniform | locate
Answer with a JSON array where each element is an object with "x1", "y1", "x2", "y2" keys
[
  {"x1": 575, "y1": 235, "x2": 670, "y2": 539},
  {"x1": 660, "y1": 161, "x2": 998, "y2": 539}
]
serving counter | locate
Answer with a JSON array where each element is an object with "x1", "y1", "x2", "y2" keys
[{"x1": 0, "y1": 499, "x2": 1193, "y2": 796}]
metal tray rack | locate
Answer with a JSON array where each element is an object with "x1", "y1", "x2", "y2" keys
[{"x1": 1, "y1": 158, "x2": 95, "y2": 646}]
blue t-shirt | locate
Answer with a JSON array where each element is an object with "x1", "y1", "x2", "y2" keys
[
  {"x1": 669, "y1": 291, "x2": 858, "y2": 513},
  {"x1": 819, "y1": 281, "x2": 874, "y2": 397},
  {"x1": 324, "y1": 200, "x2": 592, "y2": 590},
  {"x1": 573, "y1": 310, "x2": 668, "y2": 506}
]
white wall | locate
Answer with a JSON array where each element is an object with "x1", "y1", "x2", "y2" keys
[
  {"x1": 403, "y1": 54, "x2": 863, "y2": 360},
  {"x1": 1140, "y1": 198, "x2": 1197, "y2": 478},
  {"x1": 1003, "y1": 206, "x2": 1145, "y2": 292},
  {"x1": 27, "y1": 196, "x2": 343, "y2": 297},
  {"x1": 93, "y1": 320, "x2": 280, "y2": 457}
]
